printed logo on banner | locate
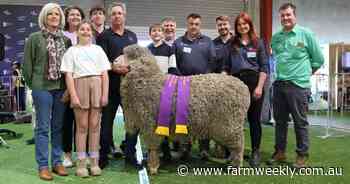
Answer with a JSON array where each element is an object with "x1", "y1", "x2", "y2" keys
[
  {"x1": 2, "y1": 22, "x2": 14, "y2": 27},
  {"x1": 29, "y1": 22, "x2": 37, "y2": 28},
  {"x1": 16, "y1": 27, "x2": 26, "y2": 33},
  {"x1": 16, "y1": 52, "x2": 24, "y2": 59},
  {"x1": 2, "y1": 69, "x2": 10, "y2": 75},
  {"x1": 30, "y1": 10, "x2": 38, "y2": 16},
  {"x1": 4, "y1": 34, "x2": 11, "y2": 39},
  {"x1": 3, "y1": 58, "x2": 11, "y2": 63},
  {"x1": 17, "y1": 16, "x2": 27, "y2": 21},
  {"x1": 16, "y1": 40, "x2": 25, "y2": 46},
  {"x1": 4, "y1": 46, "x2": 11, "y2": 51},
  {"x1": 3, "y1": 10, "x2": 12, "y2": 15}
]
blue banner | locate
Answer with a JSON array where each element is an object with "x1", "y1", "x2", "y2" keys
[{"x1": 0, "y1": 5, "x2": 41, "y2": 76}]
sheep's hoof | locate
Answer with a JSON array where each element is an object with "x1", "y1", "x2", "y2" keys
[
  {"x1": 230, "y1": 159, "x2": 242, "y2": 168},
  {"x1": 149, "y1": 167, "x2": 158, "y2": 175},
  {"x1": 228, "y1": 153, "x2": 243, "y2": 167},
  {"x1": 214, "y1": 145, "x2": 226, "y2": 159},
  {"x1": 199, "y1": 150, "x2": 209, "y2": 161}
]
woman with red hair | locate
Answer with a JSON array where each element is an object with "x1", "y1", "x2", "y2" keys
[{"x1": 223, "y1": 12, "x2": 269, "y2": 167}]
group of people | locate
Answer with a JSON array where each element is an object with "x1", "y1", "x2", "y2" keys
[{"x1": 21, "y1": 1, "x2": 324, "y2": 181}]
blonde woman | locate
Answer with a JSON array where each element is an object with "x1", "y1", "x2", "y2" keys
[
  {"x1": 23, "y1": 3, "x2": 71, "y2": 181},
  {"x1": 61, "y1": 21, "x2": 110, "y2": 177}
]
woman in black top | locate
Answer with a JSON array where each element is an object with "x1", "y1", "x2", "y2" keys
[{"x1": 224, "y1": 12, "x2": 268, "y2": 167}]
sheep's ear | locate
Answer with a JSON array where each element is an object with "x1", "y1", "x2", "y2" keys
[{"x1": 139, "y1": 56, "x2": 150, "y2": 64}]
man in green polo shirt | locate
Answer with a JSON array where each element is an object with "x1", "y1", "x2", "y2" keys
[{"x1": 269, "y1": 3, "x2": 324, "y2": 168}]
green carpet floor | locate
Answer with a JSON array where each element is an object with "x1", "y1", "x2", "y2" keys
[{"x1": 0, "y1": 121, "x2": 349, "y2": 184}]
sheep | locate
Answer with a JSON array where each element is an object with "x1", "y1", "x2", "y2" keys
[{"x1": 120, "y1": 44, "x2": 250, "y2": 175}]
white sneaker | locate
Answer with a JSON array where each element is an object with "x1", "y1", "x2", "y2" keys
[{"x1": 63, "y1": 155, "x2": 74, "y2": 168}]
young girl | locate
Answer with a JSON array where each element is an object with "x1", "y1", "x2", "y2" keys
[{"x1": 61, "y1": 21, "x2": 110, "y2": 177}]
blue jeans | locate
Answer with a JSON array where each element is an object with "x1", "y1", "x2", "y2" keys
[{"x1": 32, "y1": 89, "x2": 66, "y2": 170}]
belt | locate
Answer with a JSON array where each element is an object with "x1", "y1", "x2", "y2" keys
[
  {"x1": 233, "y1": 70, "x2": 259, "y2": 78},
  {"x1": 274, "y1": 80, "x2": 296, "y2": 87}
]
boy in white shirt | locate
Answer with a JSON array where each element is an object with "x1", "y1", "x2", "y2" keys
[{"x1": 147, "y1": 23, "x2": 178, "y2": 74}]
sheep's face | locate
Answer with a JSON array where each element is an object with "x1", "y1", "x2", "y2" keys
[{"x1": 123, "y1": 44, "x2": 162, "y2": 78}]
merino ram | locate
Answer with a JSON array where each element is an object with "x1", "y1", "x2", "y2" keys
[{"x1": 120, "y1": 45, "x2": 250, "y2": 174}]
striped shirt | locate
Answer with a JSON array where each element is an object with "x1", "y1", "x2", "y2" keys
[{"x1": 147, "y1": 42, "x2": 176, "y2": 74}]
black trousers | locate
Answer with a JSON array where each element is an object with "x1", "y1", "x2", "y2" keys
[
  {"x1": 273, "y1": 81, "x2": 310, "y2": 156},
  {"x1": 100, "y1": 93, "x2": 120, "y2": 160},
  {"x1": 15, "y1": 87, "x2": 26, "y2": 111},
  {"x1": 235, "y1": 71, "x2": 264, "y2": 151},
  {"x1": 99, "y1": 93, "x2": 138, "y2": 161},
  {"x1": 62, "y1": 106, "x2": 75, "y2": 153}
]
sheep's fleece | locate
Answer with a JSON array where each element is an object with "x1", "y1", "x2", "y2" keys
[{"x1": 121, "y1": 44, "x2": 250, "y2": 174}]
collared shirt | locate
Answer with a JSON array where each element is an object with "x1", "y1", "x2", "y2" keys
[
  {"x1": 271, "y1": 24, "x2": 324, "y2": 88},
  {"x1": 92, "y1": 25, "x2": 107, "y2": 44},
  {"x1": 164, "y1": 38, "x2": 175, "y2": 47},
  {"x1": 173, "y1": 33, "x2": 216, "y2": 76},
  {"x1": 96, "y1": 28, "x2": 137, "y2": 93},
  {"x1": 147, "y1": 42, "x2": 176, "y2": 74},
  {"x1": 213, "y1": 34, "x2": 232, "y2": 72},
  {"x1": 224, "y1": 39, "x2": 268, "y2": 75}
]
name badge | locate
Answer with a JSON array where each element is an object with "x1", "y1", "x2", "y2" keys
[
  {"x1": 247, "y1": 51, "x2": 256, "y2": 58},
  {"x1": 296, "y1": 42, "x2": 305, "y2": 48},
  {"x1": 183, "y1": 47, "x2": 192, "y2": 54}
]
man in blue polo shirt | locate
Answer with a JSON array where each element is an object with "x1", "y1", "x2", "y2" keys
[
  {"x1": 213, "y1": 15, "x2": 233, "y2": 73},
  {"x1": 173, "y1": 13, "x2": 217, "y2": 159},
  {"x1": 174, "y1": 13, "x2": 216, "y2": 76},
  {"x1": 96, "y1": 2, "x2": 138, "y2": 169}
]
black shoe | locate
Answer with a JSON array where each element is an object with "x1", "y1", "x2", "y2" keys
[
  {"x1": 161, "y1": 138, "x2": 172, "y2": 161},
  {"x1": 112, "y1": 151, "x2": 123, "y2": 159},
  {"x1": 98, "y1": 158, "x2": 109, "y2": 169},
  {"x1": 125, "y1": 156, "x2": 138, "y2": 168},
  {"x1": 120, "y1": 140, "x2": 127, "y2": 153},
  {"x1": 26, "y1": 138, "x2": 35, "y2": 145},
  {"x1": 199, "y1": 150, "x2": 209, "y2": 161},
  {"x1": 180, "y1": 150, "x2": 191, "y2": 161},
  {"x1": 249, "y1": 150, "x2": 261, "y2": 167}
]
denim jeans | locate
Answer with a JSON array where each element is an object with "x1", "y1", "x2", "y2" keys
[{"x1": 32, "y1": 89, "x2": 66, "y2": 170}]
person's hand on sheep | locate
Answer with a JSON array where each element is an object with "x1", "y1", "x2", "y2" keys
[
  {"x1": 253, "y1": 86, "x2": 263, "y2": 100},
  {"x1": 112, "y1": 55, "x2": 129, "y2": 75}
]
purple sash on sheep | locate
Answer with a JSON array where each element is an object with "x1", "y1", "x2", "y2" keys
[
  {"x1": 175, "y1": 76, "x2": 191, "y2": 134},
  {"x1": 155, "y1": 75, "x2": 191, "y2": 136}
]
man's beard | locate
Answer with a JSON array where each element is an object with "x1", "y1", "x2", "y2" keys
[
  {"x1": 165, "y1": 32, "x2": 174, "y2": 40},
  {"x1": 219, "y1": 30, "x2": 229, "y2": 37}
]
